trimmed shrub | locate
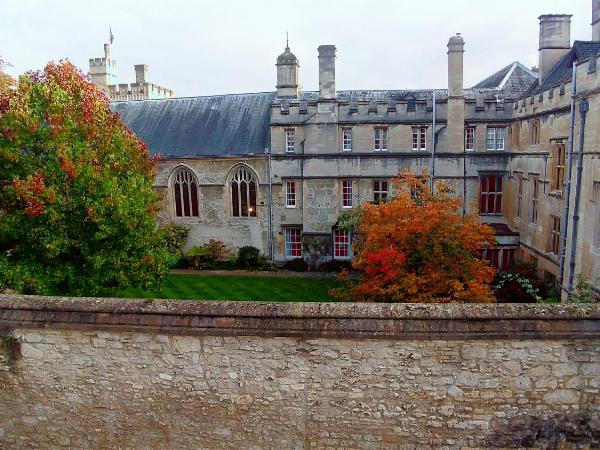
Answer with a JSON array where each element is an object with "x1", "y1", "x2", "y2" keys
[
  {"x1": 317, "y1": 259, "x2": 354, "y2": 273},
  {"x1": 283, "y1": 258, "x2": 309, "y2": 272},
  {"x1": 236, "y1": 246, "x2": 267, "y2": 270}
]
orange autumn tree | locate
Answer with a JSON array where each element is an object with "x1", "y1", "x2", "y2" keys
[{"x1": 335, "y1": 171, "x2": 496, "y2": 303}]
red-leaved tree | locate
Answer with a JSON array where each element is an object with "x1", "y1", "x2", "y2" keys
[{"x1": 334, "y1": 171, "x2": 496, "y2": 303}]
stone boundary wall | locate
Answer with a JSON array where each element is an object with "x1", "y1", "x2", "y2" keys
[{"x1": 1, "y1": 295, "x2": 600, "y2": 449}]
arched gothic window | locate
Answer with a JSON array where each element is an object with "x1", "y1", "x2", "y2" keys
[
  {"x1": 173, "y1": 168, "x2": 199, "y2": 217},
  {"x1": 231, "y1": 166, "x2": 257, "y2": 217}
]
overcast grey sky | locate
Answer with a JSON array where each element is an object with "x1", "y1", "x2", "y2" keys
[{"x1": 1, "y1": 0, "x2": 592, "y2": 97}]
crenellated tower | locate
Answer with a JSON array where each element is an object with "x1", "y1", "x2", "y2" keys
[{"x1": 89, "y1": 43, "x2": 118, "y2": 92}]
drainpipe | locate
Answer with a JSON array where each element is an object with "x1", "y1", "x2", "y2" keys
[
  {"x1": 265, "y1": 147, "x2": 274, "y2": 261},
  {"x1": 557, "y1": 64, "x2": 577, "y2": 300},
  {"x1": 567, "y1": 97, "x2": 589, "y2": 295},
  {"x1": 430, "y1": 89, "x2": 436, "y2": 190}
]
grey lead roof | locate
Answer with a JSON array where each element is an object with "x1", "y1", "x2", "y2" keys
[
  {"x1": 527, "y1": 41, "x2": 600, "y2": 95},
  {"x1": 111, "y1": 92, "x2": 276, "y2": 157},
  {"x1": 471, "y1": 62, "x2": 538, "y2": 98}
]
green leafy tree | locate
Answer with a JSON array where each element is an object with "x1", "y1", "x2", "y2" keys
[{"x1": 0, "y1": 61, "x2": 174, "y2": 295}]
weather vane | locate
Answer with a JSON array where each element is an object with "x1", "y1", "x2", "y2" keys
[{"x1": 109, "y1": 27, "x2": 114, "y2": 45}]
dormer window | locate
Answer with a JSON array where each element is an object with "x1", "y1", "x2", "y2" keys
[{"x1": 407, "y1": 97, "x2": 416, "y2": 112}]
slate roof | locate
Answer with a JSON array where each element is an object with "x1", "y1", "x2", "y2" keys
[
  {"x1": 526, "y1": 41, "x2": 600, "y2": 95},
  {"x1": 471, "y1": 62, "x2": 538, "y2": 98},
  {"x1": 111, "y1": 88, "x2": 512, "y2": 158},
  {"x1": 110, "y1": 92, "x2": 276, "y2": 157}
]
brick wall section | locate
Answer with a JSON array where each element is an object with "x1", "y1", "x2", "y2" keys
[{"x1": 1, "y1": 296, "x2": 600, "y2": 448}]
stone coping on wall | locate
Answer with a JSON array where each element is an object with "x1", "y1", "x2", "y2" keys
[{"x1": 1, "y1": 295, "x2": 599, "y2": 340}]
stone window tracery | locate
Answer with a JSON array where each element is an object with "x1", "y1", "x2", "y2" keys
[
  {"x1": 172, "y1": 168, "x2": 199, "y2": 217},
  {"x1": 231, "y1": 166, "x2": 257, "y2": 218}
]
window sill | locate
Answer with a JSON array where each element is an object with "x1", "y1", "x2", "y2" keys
[
  {"x1": 173, "y1": 216, "x2": 202, "y2": 222},
  {"x1": 544, "y1": 252, "x2": 560, "y2": 265},
  {"x1": 548, "y1": 190, "x2": 563, "y2": 198},
  {"x1": 285, "y1": 205, "x2": 297, "y2": 209}
]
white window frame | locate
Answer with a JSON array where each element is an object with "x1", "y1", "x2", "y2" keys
[
  {"x1": 373, "y1": 180, "x2": 388, "y2": 204},
  {"x1": 333, "y1": 229, "x2": 352, "y2": 260},
  {"x1": 285, "y1": 129, "x2": 295, "y2": 154},
  {"x1": 284, "y1": 227, "x2": 302, "y2": 258},
  {"x1": 342, "y1": 128, "x2": 352, "y2": 152},
  {"x1": 486, "y1": 127, "x2": 505, "y2": 151},
  {"x1": 342, "y1": 180, "x2": 353, "y2": 208},
  {"x1": 412, "y1": 126, "x2": 427, "y2": 151},
  {"x1": 285, "y1": 181, "x2": 296, "y2": 208},
  {"x1": 465, "y1": 126, "x2": 475, "y2": 151},
  {"x1": 374, "y1": 128, "x2": 388, "y2": 151}
]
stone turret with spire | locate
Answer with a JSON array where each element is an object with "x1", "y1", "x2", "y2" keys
[{"x1": 276, "y1": 34, "x2": 300, "y2": 98}]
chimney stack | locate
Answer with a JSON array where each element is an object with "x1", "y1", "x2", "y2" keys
[
  {"x1": 447, "y1": 33, "x2": 464, "y2": 97},
  {"x1": 134, "y1": 64, "x2": 148, "y2": 84},
  {"x1": 538, "y1": 15, "x2": 572, "y2": 83},
  {"x1": 446, "y1": 34, "x2": 465, "y2": 153},
  {"x1": 593, "y1": 0, "x2": 600, "y2": 40},
  {"x1": 318, "y1": 45, "x2": 336, "y2": 99}
]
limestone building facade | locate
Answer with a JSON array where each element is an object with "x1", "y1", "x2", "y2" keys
[{"x1": 102, "y1": 2, "x2": 600, "y2": 298}]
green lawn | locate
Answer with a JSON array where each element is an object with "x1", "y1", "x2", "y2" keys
[{"x1": 118, "y1": 274, "x2": 340, "y2": 302}]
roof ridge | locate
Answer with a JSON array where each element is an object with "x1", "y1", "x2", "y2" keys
[
  {"x1": 110, "y1": 91, "x2": 277, "y2": 103},
  {"x1": 497, "y1": 62, "x2": 519, "y2": 90}
]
